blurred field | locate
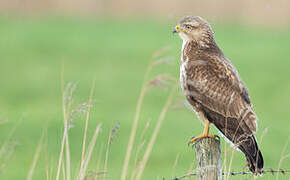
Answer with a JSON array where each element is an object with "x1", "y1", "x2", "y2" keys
[{"x1": 0, "y1": 17, "x2": 290, "y2": 179}]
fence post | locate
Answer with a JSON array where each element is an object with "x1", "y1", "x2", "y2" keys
[{"x1": 194, "y1": 137, "x2": 222, "y2": 180}]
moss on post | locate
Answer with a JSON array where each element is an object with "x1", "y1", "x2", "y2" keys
[{"x1": 194, "y1": 137, "x2": 222, "y2": 180}]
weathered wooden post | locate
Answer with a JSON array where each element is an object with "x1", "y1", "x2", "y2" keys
[{"x1": 194, "y1": 137, "x2": 222, "y2": 180}]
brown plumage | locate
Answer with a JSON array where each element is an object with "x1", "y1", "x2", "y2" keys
[{"x1": 174, "y1": 16, "x2": 263, "y2": 174}]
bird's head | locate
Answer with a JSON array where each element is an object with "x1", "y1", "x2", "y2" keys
[{"x1": 174, "y1": 16, "x2": 215, "y2": 46}]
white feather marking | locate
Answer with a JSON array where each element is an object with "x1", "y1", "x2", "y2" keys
[
  {"x1": 184, "y1": 101, "x2": 206, "y2": 126},
  {"x1": 229, "y1": 91, "x2": 236, "y2": 105},
  {"x1": 180, "y1": 40, "x2": 189, "y2": 91},
  {"x1": 191, "y1": 60, "x2": 207, "y2": 66},
  {"x1": 179, "y1": 32, "x2": 190, "y2": 42}
]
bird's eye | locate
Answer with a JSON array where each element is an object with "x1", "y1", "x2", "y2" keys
[{"x1": 185, "y1": 25, "x2": 192, "y2": 29}]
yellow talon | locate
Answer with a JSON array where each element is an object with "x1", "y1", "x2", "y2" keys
[
  {"x1": 189, "y1": 120, "x2": 215, "y2": 144},
  {"x1": 189, "y1": 134, "x2": 215, "y2": 144}
]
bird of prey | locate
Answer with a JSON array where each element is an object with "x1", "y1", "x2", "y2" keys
[{"x1": 173, "y1": 16, "x2": 264, "y2": 174}]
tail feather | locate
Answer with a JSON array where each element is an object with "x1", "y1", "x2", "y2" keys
[
  {"x1": 200, "y1": 105, "x2": 264, "y2": 174},
  {"x1": 238, "y1": 135, "x2": 264, "y2": 174}
]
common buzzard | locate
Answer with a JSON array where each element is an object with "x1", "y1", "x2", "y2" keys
[{"x1": 173, "y1": 16, "x2": 264, "y2": 174}]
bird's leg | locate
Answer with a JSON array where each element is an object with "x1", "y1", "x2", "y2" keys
[{"x1": 189, "y1": 120, "x2": 215, "y2": 144}]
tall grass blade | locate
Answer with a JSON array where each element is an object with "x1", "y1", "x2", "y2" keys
[
  {"x1": 135, "y1": 87, "x2": 175, "y2": 180},
  {"x1": 78, "y1": 78, "x2": 96, "y2": 179},
  {"x1": 79, "y1": 124, "x2": 101, "y2": 180},
  {"x1": 26, "y1": 132, "x2": 44, "y2": 180},
  {"x1": 120, "y1": 64, "x2": 153, "y2": 180}
]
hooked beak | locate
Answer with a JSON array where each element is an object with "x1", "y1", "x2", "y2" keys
[{"x1": 173, "y1": 25, "x2": 180, "y2": 33}]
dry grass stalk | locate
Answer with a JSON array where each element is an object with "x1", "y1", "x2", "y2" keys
[
  {"x1": 222, "y1": 140, "x2": 228, "y2": 179},
  {"x1": 0, "y1": 141, "x2": 17, "y2": 174},
  {"x1": 130, "y1": 120, "x2": 151, "y2": 180},
  {"x1": 225, "y1": 149, "x2": 235, "y2": 180},
  {"x1": 135, "y1": 87, "x2": 175, "y2": 180},
  {"x1": 79, "y1": 124, "x2": 102, "y2": 180},
  {"x1": 121, "y1": 46, "x2": 172, "y2": 180},
  {"x1": 58, "y1": 68, "x2": 101, "y2": 180},
  {"x1": 185, "y1": 164, "x2": 194, "y2": 180},
  {"x1": 45, "y1": 158, "x2": 54, "y2": 180},
  {"x1": 65, "y1": 83, "x2": 79, "y2": 180},
  {"x1": 259, "y1": 128, "x2": 268, "y2": 146},
  {"x1": 57, "y1": 67, "x2": 68, "y2": 180},
  {"x1": 26, "y1": 133, "x2": 44, "y2": 180},
  {"x1": 55, "y1": 128, "x2": 67, "y2": 180},
  {"x1": 0, "y1": 118, "x2": 21, "y2": 173},
  {"x1": 152, "y1": 46, "x2": 170, "y2": 59},
  {"x1": 103, "y1": 132, "x2": 111, "y2": 180},
  {"x1": 120, "y1": 82, "x2": 147, "y2": 180},
  {"x1": 62, "y1": 161, "x2": 66, "y2": 179},
  {"x1": 103, "y1": 124, "x2": 119, "y2": 180},
  {"x1": 152, "y1": 56, "x2": 174, "y2": 66},
  {"x1": 120, "y1": 64, "x2": 153, "y2": 180},
  {"x1": 171, "y1": 153, "x2": 180, "y2": 178},
  {"x1": 56, "y1": 83, "x2": 75, "y2": 180},
  {"x1": 94, "y1": 142, "x2": 104, "y2": 179},
  {"x1": 0, "y1": 117, "x2": 22, "y2": 158},
  {"x1": 276, "y1": 136, "x2": 290, "y2": 180},
  {"x1": 78, "y1": 78, "x2": 96, "y2": 179}
]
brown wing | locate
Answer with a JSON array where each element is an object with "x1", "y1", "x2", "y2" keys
[{"x1": 184, "y1": 54, "x2": 257, "y2": 133}]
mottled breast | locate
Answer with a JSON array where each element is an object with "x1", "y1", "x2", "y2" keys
[{"x1": 180, "y1": 40, "x2": 189, "y2": 93}]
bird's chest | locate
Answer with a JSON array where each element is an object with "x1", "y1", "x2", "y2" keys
[
  {"x1": 179, "y1": 40, "x2": 202, "y2": 93},
  {"x1": 180, "y1": 41, "x2": 190, "y2": 92},
  {"x1": 179, "y1": 59, "x2": 188, "y2": 92}
]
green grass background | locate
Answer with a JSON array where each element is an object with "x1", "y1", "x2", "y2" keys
[{"x1": 0, "y1": 17, "x2": 289, "y2": 179}]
